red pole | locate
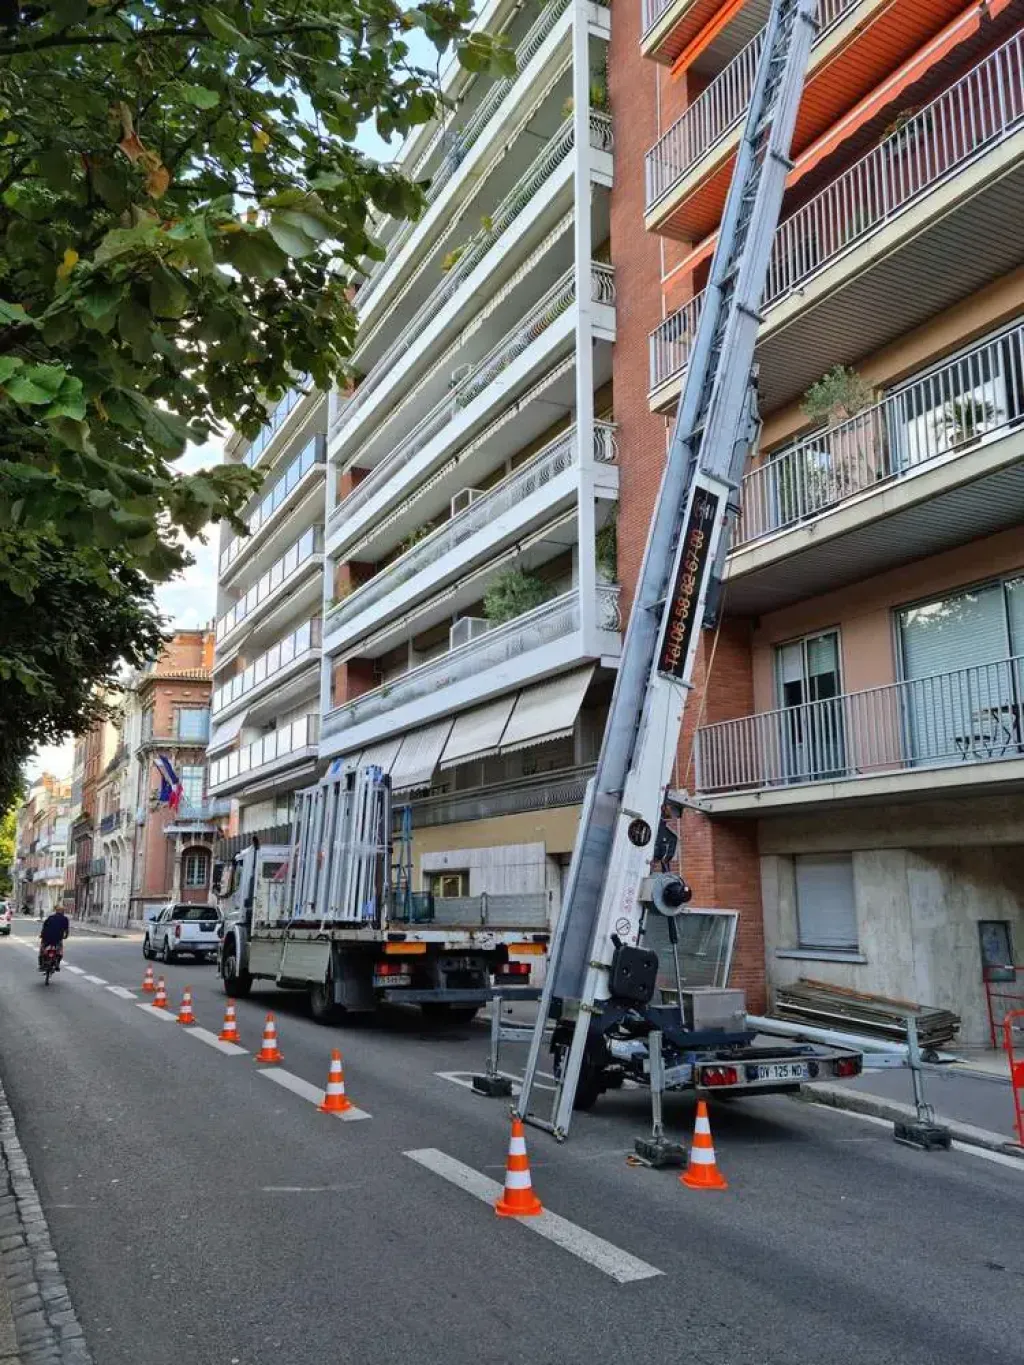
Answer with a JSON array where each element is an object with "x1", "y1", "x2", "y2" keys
[{"x1": 1004, "y1": 1010, "x2": 1024, "y2": 1149}]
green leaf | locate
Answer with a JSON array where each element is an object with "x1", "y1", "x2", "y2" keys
[
  {"x1": 0, "y1": 301, "x2": 33, "y2": 327},
  {"x1": 267, "y1": 213, "x2": 318, "y2": 258},
  {"x1": 180, "y1": 84, "x2": 221, "y2": 110},
  {"x1": 35, "y1": 148, "x2": 77, "y2": 193},
  {"x1": 218, "y1": 228, "x2": 288, "y2": 281},
  {"x1": 0, "y1": 357, "x2": 23, "y2": 384},
  {"x1": 201, "y1": 8, "x2": 247, "y2": 46},
  {"x1": 117, "y1": 300, "x2": 155, "y2": 360},
  {"x1": 149, "y1": 266, "x2": 189, "y2": 319}
]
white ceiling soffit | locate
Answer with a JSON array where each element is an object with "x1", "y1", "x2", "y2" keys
[
  {"x1": 500, "y1": 665, "x2": 595, "y2": 755},
  {"x1": 390, "y1": 718, "x2": 455, "y2": 793},
  {"x1": 440, "y1": 695, "x2": 518, "y2": 770}
]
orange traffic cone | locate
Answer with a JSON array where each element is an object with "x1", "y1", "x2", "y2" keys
[
  {"x1": 681, "y1": 1100, "x2": 728, "y2": 1191},
  {"x1": 152, "y1": 977, "x2": 168, "y2": 1010},
  {"x1": 219, "y1": 1000, "x2": 241, "y2": 1044},
  {"x1": 255, "y1": 1013, "x2": 283, "y2": 1064},
  {"x1": 142, "y1": 964, "x2": 156, "y2": 994},
  {"x1": 495, "y1": 1117, "x2": 543, "y2": 1217},
  {"x1": 319, "y1": 1050, "x2": 353, "y2": 1114},
  {"x1": 177, "y1": 986, "x2": 196, "y2": 1026}
]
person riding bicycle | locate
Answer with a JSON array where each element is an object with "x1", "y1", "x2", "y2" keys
[{"x1": 38, "y1": 909, "x2": 70, "y2": 970}]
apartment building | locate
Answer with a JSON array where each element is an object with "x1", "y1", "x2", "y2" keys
[
  {"x1": 68, "y1": 714, "x2": 118, "y2": 918},
  {"x1": 12, "y1": 774, "x2": 70, "y2": 917},
  {"x1": 208, "y1": 386, "x2": 328, "y2": 842},
  {"x1": 318, "y1": 0, "x2": 618, "y2": 908},
  {"x1": 622, "y1": 0, "x2": 1024, "y2": 1039}
]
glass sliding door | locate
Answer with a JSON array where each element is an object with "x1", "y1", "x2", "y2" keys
[{"x1": 774, "y1": 631, "x2": 845, "y2": 782}]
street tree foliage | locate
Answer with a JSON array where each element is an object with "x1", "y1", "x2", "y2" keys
[
  {"x1": 0, "y1": 0, "x2": 512, "y2": 792},
  {"x1": 0, "y1": 803, "x2": 15, "y2": 896}
]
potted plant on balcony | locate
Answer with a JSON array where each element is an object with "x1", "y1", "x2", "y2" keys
[
  {"x1": 483, "y1": 566, "x2": 553, "y2": 625},
  {"x1": 933, "y1": 395, "x2": 996, "y2": 451},
  {"x1": 596, "y1": 512, "x2": 618, "y2": 585},
  {"x1": 793, "y1": 365, "x2": 881, "y2": 517}
]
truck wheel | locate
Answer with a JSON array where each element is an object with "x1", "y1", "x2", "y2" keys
[
  {"x1": 309, "y1": 981, "x2": 342, "y2": 1024},
  {"x1": 161, "y1": 939, "x2": 175, "y2": 965},
  {"x1": 221, "y1": 947, "x2": 252, "y2": 999},
  {"x1": 421, "y1": 1003, "x2": 479, "y2": 1025},
  {"x1": 142, "y1": 937, "x2": 154, "y2": 960}
]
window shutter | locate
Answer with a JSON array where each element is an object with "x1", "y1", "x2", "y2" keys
[{"x1": 795, "y1": 854, "x2": 858, "y2": 951}]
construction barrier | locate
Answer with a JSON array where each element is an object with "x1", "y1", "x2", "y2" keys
[{"x1": 1004, "y1": 1010, "x2": 1024, "y2": 1148}]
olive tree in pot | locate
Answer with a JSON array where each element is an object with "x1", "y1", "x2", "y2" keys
[{"x1": 483, "y1": 566, "x2": 553, "y2": 625}]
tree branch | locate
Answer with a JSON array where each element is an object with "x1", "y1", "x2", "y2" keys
[{"x1": 0, "y1": 21, "x2": 344, "y2": 58}]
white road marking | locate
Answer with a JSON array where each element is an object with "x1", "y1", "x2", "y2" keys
[
  {"x1": 63, "y1": 965, "x2": 86, "y2": 975},
  {"x1": 435, "y1": 1069, "x2": 557, "y2": 1095},
  {"x1": 83, "y1": 974, "x2": 108, "y2": 985},
  {"x1": 135, "y1": 1003, "x2": 178, "y2": 1024},
  {"x1": 187, "y1": 1026, "x2": 247, "y2": 1057},
  {"x1": 258, "y1": 1068, "x2": 371, "y2": 1121},
  {"x1": 810, "y1": 1101, "x2": 1024, "y2": 1171},
  {"x1": 105, "y1": 986, "x2": 137, "y2": 1000},
  {"x1": 404, "y1": 1148, "x2": 662, "y2": 1284}
]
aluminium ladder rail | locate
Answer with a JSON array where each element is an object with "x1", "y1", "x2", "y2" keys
[{"x1": 516, "y1": 0, "x2": 821, "y2": 1139}]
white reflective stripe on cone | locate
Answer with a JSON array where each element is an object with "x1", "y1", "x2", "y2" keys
[
  {"x1": 689, "y1": 1147, "x2": 716, "y2": 1165},
  {"x1": 694, "y1": 1117, "x2": 711, "y2": 1135},
  {"x1": 509, "y1": 1136, "x2": 527, "y2": 1156},
  {"x1": 504, "y1": 1169, "x2": 533, "y2": 1190}
]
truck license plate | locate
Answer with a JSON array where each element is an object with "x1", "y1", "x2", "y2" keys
[
  {"x1": 756, "y1": 1063, "x2": 809, "y2": 1082},
  {"x1": 374, "y1": 974, "x2": 411, "y2": 988}
]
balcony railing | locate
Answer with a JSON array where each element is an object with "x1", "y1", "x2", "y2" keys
[
  {"x1": 215, "y1": 527, "x2": 323, "y2": 642},
  {"x1": 695, "y1": 656, "x2": 1024, "y2": 795},
  {"x1": 645, "y1": 0, "x2": 857, "y2": 208},
  {"x1": 337, "y1": 111, "x2": 613, "y2": 440},
  {"x1": 649, "y1": 34, "x2": 1024, "y2": 391},
  {"x1": 360, "y1": 0, "x2": 575, "y2": 304},
  {"x1": 221, "y1": 437, "x2": 324, "y2": 573},
  {"x1": 327, "y1": 423, "x2": 616, "y2": 636},
  {"x1": 241, "y1": 384, "x2": 307, "y2": 469},
  {"x1": 212, "y1": 616, "x2": 322, "y2": 715},
  {"x1": 209, "y1": 714, "x2": 320, "y2": 789},
  {"x1": 330, "y1": 262, "x2": 613, "y2": 536},
  {"x1": 641, "y1": 0, "x2": 677, "y2": 37},
  {"x1": 323, "y1": 585, "x2": 620, "y2": 740},
  {"x1": 98, "y1": 811, "x2": 124, "y2": 835},
  {"x1": 409, "y1": 763, "x2": 596, "y2": 828},
  {"x1": 736, "y1": 320, "x2": 1024, "y2": 546}
]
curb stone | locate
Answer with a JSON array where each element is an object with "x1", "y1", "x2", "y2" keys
[
  {"x1": 797, "y1": 1082, "x2": 1024, "y2": 1160},
  {"x1": 0, "y1": 1076, "x2": 93, "y2": 1365}
]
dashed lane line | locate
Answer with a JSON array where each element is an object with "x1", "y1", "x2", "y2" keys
[
  {"x1": 105, "y1": 985, "x2": 138, "y2": 1000},
  {"x1": 83, "y1": 973, "x2": 108, "y2": 985},
  {"x1": 63, "y1": 964, "x2": 86, "y2": 975},
  {"x1": 187, "y1": 1026, "x2": 247, "y2": 1057},
  {"x1": 135, "y1": 1002, "x2": 178, "y2": 1024},
  {"x1": 258, "y1": 1067, "x2": 371, "y2": 1121},
  {"x1": 404, "y1": 1148, "x2": 663, "y2": 1284}
]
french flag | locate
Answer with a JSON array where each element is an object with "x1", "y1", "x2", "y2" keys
[{"x1": 155, "y1": 755, "x2": 183, "y2": 813}]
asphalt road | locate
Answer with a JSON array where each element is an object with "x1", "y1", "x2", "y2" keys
[{"x1": 1, "y1": 920, "x2": 1023, "y2": 1365}]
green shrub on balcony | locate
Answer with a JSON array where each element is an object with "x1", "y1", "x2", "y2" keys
[
  {"x1": 801, "y1": 365, "x2": 875, "y2": 427},
  {"x1": 596, "y1": 512, "x2": 618, "y2": 584},
  {"x1": 483, "y1": 567, "x2": 553, "y2": 625}
]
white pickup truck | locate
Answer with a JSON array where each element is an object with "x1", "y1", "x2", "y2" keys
[{"x1": 143, "y1": 902, "x2": 223, "y2": 964}]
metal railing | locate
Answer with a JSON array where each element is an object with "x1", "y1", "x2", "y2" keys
[
  {"x1": 695, "y1": 656, "x2": 1024, "y2": 794},
  {"x1": 649, "y1": 34, "x2": 1024, "y2": 390},
  {"x1": 641, "y1": 0, "x2": 678, "y2": 37},
  {"x1": 645, "y1": 0, "x2": 857, "y2": 207},
  {"x1": 337, "y1": 112, "x2": 613, "y2": 439},
  {"x1": 241, "y1": 384, "x2": 308, "y2": 469},
  {"x1": 220, "y1": 437, "x2": 324, "y2": 573},
  {"x1": 408, "y1": 764, "x2": 596, "y2": 829},
  {"x1": 98, "y1": 811, "x2": 124, "y2": 834},
  {"x1": 359, "y1": 0, "x2": 575, "y2": 305},
  {"x1": 737, "y1": 319, "x2": 1024, "y2": 545},
  {"x1": 208, "y1": 714, "x2": 320, "y2": 790},
  {"x1": 212, "y1": 616, "x2": 322, "y2": 716},
  {"x1": 330, "y1": 263, "x2": 612, "y2": 535},
  {"x1": 322, "y1": 588, "x2": 584, "y2": 739},
  {"x1": 215, "y1": 527, "x2": 323, "y2": 642},
  {"x1": 326, "y1": 427, "x2": 583, "y2": 634}
]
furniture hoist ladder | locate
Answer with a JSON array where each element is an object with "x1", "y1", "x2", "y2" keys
[{"x1": 516, "y1": 0, "x2": 821, "y2": 1140}]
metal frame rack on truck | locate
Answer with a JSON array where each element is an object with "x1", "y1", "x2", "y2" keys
[
  {"x1": 514, "y1": 0, "x2": 863, "y2": 1141},
  {"x1": 215, "y1": 766, "x2": 548, "y2": 1023}
]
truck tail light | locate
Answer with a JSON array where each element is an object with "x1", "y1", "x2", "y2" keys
[
  {"x1": 700, "y1": 1066, "x2": 738, "y2": 1087},
  {"x1": 834, "y1": 1056, "x2": 862, "y2": 1078},
  {"x1": 174, "y1": 923, "x2": 182, "y2": 940},
  {"x1": 374, "y1": 962, "x2": 406, "y2": 978},
  {"x1": 496, "y1": 962, "x2": 531, "y2": 979}
]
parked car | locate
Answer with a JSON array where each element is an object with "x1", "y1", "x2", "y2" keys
[
  {"x1": 143, "y1": 903, "x2": 223, "y2": 964},
  {"x1": 0, "y1": 902, "x2": 12, "y2": 936}
]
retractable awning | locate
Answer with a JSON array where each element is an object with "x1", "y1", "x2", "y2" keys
[
  {"x1": 440, "y1": 695, "x2": 517, "y2": 769},
  {"x1": 354, "y1": 737, "x2": 403, "y2": 773},
  {"x1": 207, "y1": 710, "x2": 247, "y2": 755},
  {"x1": 500, "y1": 665, "x2": 595, "y2": 754},
  {"x1": 390, "y1": 719, "x2": 455, "y2": 793}
]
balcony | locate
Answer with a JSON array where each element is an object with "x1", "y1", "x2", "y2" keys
[
  {"x1": 212, "y1": 617, "x2": 322, "y2": 718},
  {"x1": 694, "y1": 656, "x2": 1024, "y2": 813},
  {"x1": 240, "y1": 383, "x2": 309, "y2": 470},
  {"x1": 410, "y1": 764, "x2": 595, "y2": 828},
  {"x1": 649, "y1": 34, "x2": 1024, "y2": 413},
  {"x1": 220, "y1": 436, "x2": 325, "y2": 578},
  {"x1": 641, "y1": 0, "x2": 769, "y2": 67},
  {"x1": 644, "y1": 0, "x2": 969, "y2": 236},
  {"x1": 320, "y1": 586, "x2": 622, "y2": 757},
  {"x1": 215, "y1": 527, "x2": 323, "y2": 645},
  {"x1": 208, "y1": 714, "x2": 320, "y2": 794},
  {"x1": 332, "y1": 110, "x2": 613, "y2": 453},
  {"x1": 725, "y1": 318, "x2": 1024, "y2": 613},
  {"x1": 98, "y1": 811, "x2": 124, "y2": 835},
  {"x1": 328, "y1": 263, "x2": 615, "y2": 552},
  {"x1": 325, "y1": 423, "x2": 618, "y2": 652}
]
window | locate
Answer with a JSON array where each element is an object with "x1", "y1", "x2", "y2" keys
[
  {"x1": 182, "y1": 850, "x2": 209, "y2": 889},
  {"x1": 54, "y1": 850, "x2": 65, "y2": 871},
  {"x1": 432, "y1": 871, "x2": 469, "y2": 898},
  {"x1": 179, "y1": 766, "x2": 204, "y2": 810},
  {"x1": 171, "y1": 903, "x2": 219, "y2": 921},
  {"x1": 774, "y1": 632, "x2": 845, "y2": 780},
  {"x1": 176, "y1": 708, "x2": 210, "y2": 742},
  {"x1": 795, "y1": 854, "x2": 858, "y2": 952},
  {"x1": 141, "y1": 708, "x2": 154, "y2": 741}
]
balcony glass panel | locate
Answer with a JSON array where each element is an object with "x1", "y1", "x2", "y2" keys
[
  {"x1": 242, "y1": 383, "x2": 309, "y2": 469},
  {"x1": 215, "y1": 527, "x2": 322, "y2": 641},
  {"x1": 209, "y1": 714, "x2": 320, "y2": 789},
  {"x1": 212, "y1": 617, "x2": 322, "y2": 715},
  {"x1": 221, "y1": 437, "x2": 322, "y2": 572}
]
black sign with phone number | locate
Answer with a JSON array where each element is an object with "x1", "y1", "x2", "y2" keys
[{"x1": 657, "y1": 485, "x2": 719, "y2": 680}]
